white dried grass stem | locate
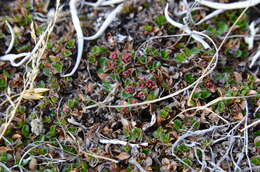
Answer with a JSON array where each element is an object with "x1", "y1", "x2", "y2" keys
[
  {"x1": 176, "y1": 106, "x2": 229, "y2": 124},
  {"x1": 0, "y1": 0, "x2": 61, "y2": 142},
  {"x1": 172, "y1": 125, "x2": 226, "y2": 151},
  {"x1": 165, "y1": 4, "x2": 186, "y2": 29},
  {"x1": 245, "y1": 21, "x2": 259, "y2": 50},
  {"x1": 243, "y1": 166, "x2": 260, "y2": 171},
  {"x1": 0, "y1": 21, "x2": 54, "y2": 67},
  {"x1": 33, "y1": 15, "x2": 48, "y2": 22},
  {"x1": 249, "y1": 48, "x2": 260, "y2": 68},
  {"x1": 239, "y1": 99, "x2": 252, "y2": 171},
  {"x1": 165, "y1": 3, "x2": 210, "y2": 49},
  {"x1": 233, "y1": 147, "x2": 244, "y2": 171},
  {"x1": 5, "y1": 21, "x2": 15, "y2": 54},
  {"x1": 196, "y1": 9, "x2": 224, "y2": 25},
  {"x1": 83, "y1": 151, "x2": 119, "y2": 163},
  {"x1": 194, "y1": 147, "x2": 209, "y2": 171},
  {"x1": 99, "y1": 138, "x2": 148, "y2": 148},
  {"x1": 176, "y1": 7, "x2": 205, "y2": 16},
  {"x1": 176, "y1": 95, "x2": 259, "y2": 124},
  {"x1": 196, "y1": 0, "x2": 260, "y2": 10},
  {"x1": 190, "y1": 32, "x2": 211, "y2": 49},
  {"x1": 0, "y1": 162, "x2": 11, "y2": 172},
  {"x1": 94, "y1": 0, "x2": 106, "y2": 8},
  {"x1": 15, "y1": 28, "x2": 49, "y2": 66},
  {"x1": 84, "y1": 0, "x2": 125, "y2": 7},
  {"x1": 67, "y1": 117, "x2": 87, "y2": 130},
  {"x1": 62, "y1": 0, "x2": 84, "y2": 77},
  {"x1": 84, "y1": 3, "x2": 124, "y2": 40},
  {"x1": 208, "y1": 162, "x2": 226, "y2": 172},
  {"x1": 174, "y1": 7, "x2": 206, "y2": 16},
  {"x1": 0, "y1": 53, "x2": 31, "y2": 67},
  {"x1": 216, "y1": 133, "x2": 236, "y2": 169},
  {"x1": 142, "y1": 113, "x2": 156, "y2": 131},
  {"x1": 241, "y1": 119, "x2": 260, "y2": 132}
]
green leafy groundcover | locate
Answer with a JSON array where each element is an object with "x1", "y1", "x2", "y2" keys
[{"x1": 0, "y1": 0, "x2": 259, "y2": 171}]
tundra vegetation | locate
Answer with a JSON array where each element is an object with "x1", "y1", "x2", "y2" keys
[{"x1": 0, "y1": 0, "x2": 259, "y2": 171}]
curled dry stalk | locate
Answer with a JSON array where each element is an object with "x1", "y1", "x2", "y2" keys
[
  {"x1": 195, "y1": 9, "x2": 224, "y2": 25},
  {"x1": 196, "y1": 0, "x2": 260, "y2": 10},
  {"x1": 83, "y1": 3, "x2": 124, "y2": 41},
  {"x1": 165, "y1": 3, "x2": 210, "y2": 49},
  {"x1": 84, "y1": 0, "x2": 125, "y2": 7},
  {"x1": 61, "y1": 0, "x2": 84, "y2": 77},
  {"x1": 62, "y1": 0, "x2": 125, "y2": 77},
  {"x1": 99, "y1": 138, "x2": 148, "y2": 148},
  {"x1": 0, "y1": 0, "x2": 61, "y2": 141},
  {"x1": 4, "y1": 21, "x2": 15, "y2": 54}
]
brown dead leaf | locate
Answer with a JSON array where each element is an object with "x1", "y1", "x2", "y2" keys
[
  {"x1": 0, "y1": 146, "x2": 11, "y2": 154},
  {"x1": 85, "y1": 82, "x2": 95, "y2": 94},
  {"x1": 12, "y1": 134, "x2": 22, "y2": 140},
  {"x1": 29, "y1": 157, "x2": 37, "y2": 170},
  {"x1": 220, "y1": 161, "x2": 229, "y2": 170},
  {"x1": 121, "y1": 117, "x2": 130, "y2": 130},
  {"x1": 115, "y1": 152, "x2": 130, "y2": 160},
  {"x1": 233, "y1": 113, "x2": 244, "y2": 121},
  {"x1": 98, "y1": 73, "x2": 108, "y2": 80},
  {"x1": 234, "y1": 99, "x2": 241, "y2": 103}
]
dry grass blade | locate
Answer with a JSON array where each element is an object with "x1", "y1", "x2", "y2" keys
[
  {"x1": 82, "y1": 151, "x2": 119, "y2": 163},
  {"x1": 0, "y1": 162, "x2": 11, "y2": 172},
  {"x1": 22, "y1": 88, "x2": 49, "y2": 100},
  {"x1": 0, "y1": 0, "x2": 61, "y2": 141},
  {"x1": 249, "y1": 49, "x2": 260, "y2": 68}
]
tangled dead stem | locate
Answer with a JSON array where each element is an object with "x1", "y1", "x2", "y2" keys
[{"x1": 0, "y1": 0, "x2": 259, "y2": 171}]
